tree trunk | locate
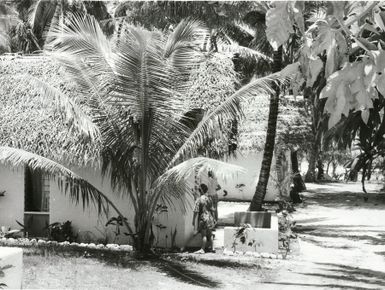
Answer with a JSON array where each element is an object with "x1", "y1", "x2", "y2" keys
[
  {"x1": 332, "y1": 161, "x2": 337, "y2": 178},
  {"x1": 367, "y1": 159, "x2": 372, "y2": 181},
  {"x1": 249, "y1": 46, "x2": 282, "y2": 211},
  {"x1": 305, "y1": 137, "x2": 318, "y2": 182},
  {"x1": 326, "y1": 160, "x2": 332, "y2": 175},
  {"x1": 317, "y1": 159, "x2": 324, "y2": 180},
  {"x1": 275, "y1": 146, "x2": 285, "y2": 186},
  {"x1": 291, "y1": 150, "x2": 306, "y2": 192},
  {"x1": 304, "y1": 69, "x2": 326, "y2": 182}
]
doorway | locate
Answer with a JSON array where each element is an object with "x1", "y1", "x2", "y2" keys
[{"x1": 24, "y1": 166, "x2": 50, "y2": 237}]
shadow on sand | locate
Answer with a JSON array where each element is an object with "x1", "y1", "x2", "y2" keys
[
  {"x1": 293, "y1": 225, "x2": 385, "y2": 246},
  {"x1": 304, "y1": 190, "x2": 385, "y2": 210},
  {"x1": 263, "y1": 262, "x2": 385, "y2": 289},
  {"x1": 154, "y1": 258, "x2": 222, "y2": 288}
]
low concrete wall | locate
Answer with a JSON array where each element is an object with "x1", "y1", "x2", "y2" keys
[
  {"x1": 223, "y1": 214, "x2": 278, "y2": 254},
  {"x1": 0, "y1": 247, "x2": 22, "y2": 289}
]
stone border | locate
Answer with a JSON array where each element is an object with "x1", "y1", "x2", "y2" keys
[
  {"x1": 0, "y1": 237, "x2": 133, "y2": 252},
  {"x1": 223, "y1": 249, "x2": 285, "y2": 259}
]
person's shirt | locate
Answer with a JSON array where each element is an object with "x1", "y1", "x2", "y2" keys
[{"x1": 193, "y1": 195, "x2": 213, "y2": 215}]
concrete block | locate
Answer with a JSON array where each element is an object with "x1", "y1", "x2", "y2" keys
[
  {"x1": 224, "y1": 215, "x2": 278, "y2": 254},
  {"x1": 0, "y1": 247, "x2": 23, "y2": 289},
  {"x1": 234, "y1": 211, "x2": 271, "y2": 228}
]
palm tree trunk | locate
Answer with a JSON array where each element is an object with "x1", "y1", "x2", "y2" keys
[
  {"x1": 249, "y1": 46, "x2": 282, "y2": 211},
  {"x1": 291, "y1": 149, "x2": 306, "y2": 192},
  {"x1": 305, "y1": 71, "x2": 326, "y2": 182},
  {"x1": 305, "y1": 139, "x2": 318, "y2": 182},
  {"x1": 275, "y1": 146, "x2": 284, "y2": 187},
  {"x1": 332, "y1": 161, "x2": 337, "y2": 178},
  {"x1": 326, "y1": 159, "x2": 331, "y2": 175}
]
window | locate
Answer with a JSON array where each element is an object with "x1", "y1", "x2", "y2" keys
[
  {"x1": 24, "y1": 167, "x2": 49, "y2": 212},
  {"x1": 24, "y1": 166, "x2": 50, "y2": 237}
]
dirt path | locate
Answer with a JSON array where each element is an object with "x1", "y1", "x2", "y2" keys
[{"x1": 261, "y1": 182, "x2": 385, "y2": 290}]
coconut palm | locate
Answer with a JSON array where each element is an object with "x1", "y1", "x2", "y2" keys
[
  {"x1": 249, "y1": 46, "x2": 283, "y2": 211},
  {"x1": 0, "y1": 2, "x2": 20, "y2": 53},
  {"x1": 22, "y1": 0, "x2": 110, "y2": 50},
  {"x1": 0, "y1": 14, "x2": 291, "y2": 251}
]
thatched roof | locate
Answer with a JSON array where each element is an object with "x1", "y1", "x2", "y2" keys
[
  {"x1": 0, "y1": 54, "x2": 309, "y2": 168},
  {"x1": 185, "y1": 52, "x2": 311, "y2": 153},
  {"x1": 0, "y1": 55, "x2": 101, "y2": 166},
  {"x1": 238, "y1": 94, "x2": 312, "y2": 152}
]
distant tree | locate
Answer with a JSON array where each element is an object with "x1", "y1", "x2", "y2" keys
[
  {"x1": 300, "y1": 2, "x2": 385, "y2": 199},
  {"x1": 1, "y1": 0, "x2": 111, "y2": 53},
  {"x1": 250, "y1": 2, "x2": 304, "y2": 211},
  {"x1": 0, "y1": 2, "x2": 19, "y2": 53}
]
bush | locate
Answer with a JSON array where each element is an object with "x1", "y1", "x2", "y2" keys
[{"x1": 47, "y1": 221, "x2": 76, "y2": 243}]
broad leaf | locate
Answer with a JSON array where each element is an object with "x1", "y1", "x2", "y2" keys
[
  {"x1": 361, "y1": 109, "x2": 370, "y2": 124},
  {"x1": 292, "y1": 1, "x2": 305, "y2": 34},
  {"x1": 322, "y1": 60, "x2": 377, "y2": 128},
  {"x1": 307, "y1": 57, "x2": 323, "y2": 87},
  {"x1": 371, "y1": 49, "x2": 385, "y2": 96},
  {"x1": 373, "y1": 5, "x2": 385, "y2": 32},
  {"x1": 266, "y1": 2, "x2": 294, "y2": 51}
]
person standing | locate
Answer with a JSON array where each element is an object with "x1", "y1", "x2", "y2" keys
[
  {"x1": 207, "y1": 170, "x2": 221, "y2": 222},
  {"x1": 192, "y1": 183, "x2": 216, "y2": 254}
]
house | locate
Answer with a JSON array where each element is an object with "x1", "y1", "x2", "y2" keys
[{"x1": 0, "y1": 55, "x2": 307, "y2": 248}]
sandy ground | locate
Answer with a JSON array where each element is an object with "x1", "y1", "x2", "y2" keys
[
  {"x1": 260, "y1": 182, "x2": 385, "y2": 289},
  {"x1": 22, "y1": 182, "x2": 385, "y2": 289}
]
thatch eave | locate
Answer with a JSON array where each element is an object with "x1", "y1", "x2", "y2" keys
[{"x1": 0, "y1": 55, "x2": 101, "y2": 167}]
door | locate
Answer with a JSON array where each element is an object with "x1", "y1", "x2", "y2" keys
[{"x1": 24, "y1": 166, "x2": 50, "y2": 237}]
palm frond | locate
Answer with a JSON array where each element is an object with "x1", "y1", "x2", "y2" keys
[
  {"x1": 160, "y1": 157, "x2": 246, "y2": 184},
  {"x1": 28, "y1": 0, "x2": 43, "y2": 28},
  {"x1": 170, "y1": 72, "x2": 288, "y2": 166},
  {"x1": 0, "y1": 2, "x2": 20, "y2": 51},
  {"x1": 44, "y1": 0, "x2": 64, "y2": 49},
  {"x1": 22, "y1": 75, "x2": 100, "y2": 141},
  {"x1": 0, "y1": 33, "x2": 10, "y2": 52},
  {"x1": 164, "y1": 18, "x2": 208, "y2": 92},
  {"x1": 28, "y1": 0, "x2": 57, "y2": 44},
  {"x1": 0, "y1": 147, "x2": 127, "y2": 223},
  {"x1": 217, "y1": 36, "x2": 273, "y2": 63},
  {"x1": 0, "y1": 2, "x2": 20, "y2": 28},
  {"x1": 152, "y1": 157, "x2": 246, "y2": 213},
  {"x1": 48, "y1": 12, "x2": 115, "y2": 91}
]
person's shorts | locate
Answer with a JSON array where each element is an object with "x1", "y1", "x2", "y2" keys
[{"x1": 199, "y1": 228, "x2": 213, "y2": 239}]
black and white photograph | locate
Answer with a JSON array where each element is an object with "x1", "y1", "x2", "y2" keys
[{"x1": 0, "y1": 0, "x2": 385, "y2": 289}]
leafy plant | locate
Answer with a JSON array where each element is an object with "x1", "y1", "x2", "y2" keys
[
  {"x1": 47, "y1": 221, "x2": 76, "y2": 243},
  {"x1": 15, "y1": 219, "x2": 33, "y2": 238},
  {"x1": 105, "y1": 216, "x2": 130, "y2": 243},
  {"x1": 0, "y1": 226, "x2": 20, "y2": 238},
  {"x1": 0, "y1": 258, "x2": 13, "y2": 289},
  {"x1": 232, "y1": 223, "x2": 253, "y2": 252}
]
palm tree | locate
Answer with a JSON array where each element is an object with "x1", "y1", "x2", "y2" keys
[
  {"x1": 249, "y1": 46, "x2": 283, "y2": 211},
  {"x1": 0, "y1": 2, "x2": 19, "y2": 53},
  {"x1": 0, "y1": 14, "x2": 289, "y2": 251}
]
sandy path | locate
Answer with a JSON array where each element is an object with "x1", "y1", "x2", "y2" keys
[{"x1": 261, "y1": 182, "x2": 385, "y2": 290}]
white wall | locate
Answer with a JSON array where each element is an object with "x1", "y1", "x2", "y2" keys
[
  {"x1": 0, "y1": 150, "x2": 288, "y2": 249},
  {"x1": 49, "y1": 167, "x2": 134, "y2": 244},
  {"x1": 217, "y1": 152, "x2": 281, "y2": 201},
  {"x1": 0, "y1": 164, "x2": 192, "y2": 247},
  {"x1": 0, "y1": 166, "x2": 24, "y2": 230}
]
